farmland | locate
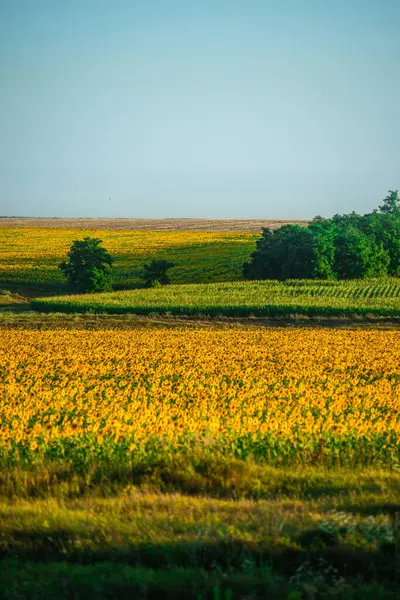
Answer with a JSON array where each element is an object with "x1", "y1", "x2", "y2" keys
[
  {"x1": 0, "y1": 217, "x2": 306, "y2": 232},
  {"x1": 1, "y1": 221, "x2": 400, "y2": 598},
  {"x1": 1, "y1": 328, "x2": 400, "y2": 468},
  {"x1": 0, "y1": 226, "x2": 257, "y2": 289},
  {"x1": 1, "y1": 325, "x2": 400, "y2": 598},
  {"x1": 33, "y1": 277, "x2": 400, "y2": 317}
]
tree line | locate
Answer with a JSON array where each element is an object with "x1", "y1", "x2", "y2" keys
[{"x1": 244, "y1": 190, "x2": 400, "y2": 280}]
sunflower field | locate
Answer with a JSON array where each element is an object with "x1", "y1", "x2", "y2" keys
[{"x1": 1, "y1": 327, "x2": 399, "y2": 469}]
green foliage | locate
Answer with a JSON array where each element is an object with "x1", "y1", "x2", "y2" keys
[
  {"x1": 244, "y1": 191, "x2": 400, "y2": 281},
  {"x1": 2, "y1": 560, "x2": 398, "y2": 599},
  {"x1": 379, "y1": 189, "x2": 400, "y2": 214},
  {"x1": 308, "y1": 219, "x2": 336, "y2": 279},
  {"x1": 334, "y1": 227, "x2": 389, "y2": 279},
  {"x1": 83, "y1": 267, "x2": 112, "y2": 293},
  {"x1": 365, "y1": 210, "x2": 400, "y2": 275},
  {"x1": 59, "y1": 237, "x2": 113, "y2": 293},
  {"x1": 244, "y1": 226, "x2": 315, "y2": 280},
  {"x1": 142, "y1": 259, "x2": 175, "y2": 287}
]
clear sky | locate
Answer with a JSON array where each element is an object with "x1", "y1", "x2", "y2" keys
[{"x1": 1, "y1": 0, "x2": 399, "y2": 219}]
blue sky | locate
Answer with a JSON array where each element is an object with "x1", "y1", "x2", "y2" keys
[{"x1": 1, "y1": 0, "x2": 399, "y2": 219}]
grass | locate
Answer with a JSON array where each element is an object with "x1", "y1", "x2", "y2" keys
[
  {"x1": 4, "y1": 561, "x2": 397, "y2": 599},
  {"x1": 1, "y1": 452, "x2": 400, "y2": 500},
  {"x1": 0, "y1": 461, "x2": 399, "y2": 599},
  {"x1": 0, "y1": 289, "x2": 29, "y2": 306},
  {"x1": 32, "y1": 278, "x2": 400, "y2": 317}
]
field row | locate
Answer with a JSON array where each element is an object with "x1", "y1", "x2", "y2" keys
[
  {"x1": 1, "y1": 328, "x2": 399, "y2": 468},
  {"x1": 32, "y1": 278, "x2": 400, "y2": 317}
]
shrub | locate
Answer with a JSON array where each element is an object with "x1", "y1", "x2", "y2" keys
[{"x1": 142, "y1": 259, "x2": 175, "y2": 287}]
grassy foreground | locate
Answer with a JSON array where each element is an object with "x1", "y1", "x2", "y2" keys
[
  {"x1": 32, "y1": 278, "x2": 400, "y2": 317},
  {"x1": 1, "y1": 460, "x2": 400, "y2": 599}
]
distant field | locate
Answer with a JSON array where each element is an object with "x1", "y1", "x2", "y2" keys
[
  {"x1": 0, "y1": 226, "x2": 257, "y2": 288},
  {"x1": 33, "y1": 278, "x2": 400, "y2": 317},
  {"x1": 0, "y1": 217, "x2": 306, "y2": 231}
]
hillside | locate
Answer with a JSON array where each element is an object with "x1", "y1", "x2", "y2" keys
[{"x1": 0, "y1": 227, "x2": 257, "y2": 292}]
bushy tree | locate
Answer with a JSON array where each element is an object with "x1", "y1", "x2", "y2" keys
[
  {"x1": 82, "y1": 267, "x2": 113, "y2": 292},
  {"x1": 277, "y1": 226, "x2": 315, "y2": 280},
  {"x1": 308, "y1": 218, "x2": 336, "y2": 279},
  {"x1": 142, "y1": 259, "x2": 175, "y2": 287},
  {"x1": 244, "y1": 191, "x2": 398, "y2": 281},
  {"x1": 59, "y1": 237, "x2": 113, "y2": 292},
  {"x1": 333, "y1": 227, "x2": 389, "y2": 279},
  {"x1": 362, "y1": 210, "x2": 400, "y2": 275},
  {"x1": 244, "y1": 226, "x2": 313, "y2": 280},
  {"x1": 244, "y1": 223, "x2": 335, "y2": 280}
]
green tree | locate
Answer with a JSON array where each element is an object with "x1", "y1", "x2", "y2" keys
[
  {"x1": 278, "y1": 226, "x2": 315, "y2": 279},
  {"x1": 142, "y1": 259, "x2": 175, "y2": 287},
  {"x1": 243, "y1": 227, "x2": 278, "y2": 280},
  {"x1": 333, "y1": 227, "x2": 389, "y2": 279},
  {"x1": 331, "y1": 210, "x2": 363, "y2": 229},
  {"x1": 363, "y1": 210, "x2": 400, "y2": 275},
  {"x1": 379, "y1": 190, "x2": 400, "y2": 214},
  {"x1": 59, "y1": 237, "x2": 113, "y2": 292},
  {"x1": 308, "y1": 218, "x2": 336, "y2": 279},
  {"x1": 244, "y1": 192, "x2": 399, "y2": 281},
  {"x1": 243, "y1": 224, "x2": 335, "y2": 281}
]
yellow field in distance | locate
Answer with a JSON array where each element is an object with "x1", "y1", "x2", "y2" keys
[{"x1": 0, "y1": 226, "x2": 258, "y2": 286}]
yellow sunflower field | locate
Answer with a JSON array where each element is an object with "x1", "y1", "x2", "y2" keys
[{"x1": 1, "y1": 328, "x2": 399, "y2": 468}]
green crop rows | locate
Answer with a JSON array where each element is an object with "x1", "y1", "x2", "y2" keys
[{"x1": 32, "y1": 278, "x2": 400, "y2": 317}]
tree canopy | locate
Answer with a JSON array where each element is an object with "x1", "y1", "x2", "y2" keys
[
  {"x1": 59, "y1": 237, "x2": 113, "y2": 292},
  {"x1": 244, "y1": 190, "x2": 400, "y2": 281}
]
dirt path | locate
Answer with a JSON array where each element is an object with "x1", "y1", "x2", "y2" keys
[{"x1": 1, "y1": 311, "x2": 400, "y2": 330}]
